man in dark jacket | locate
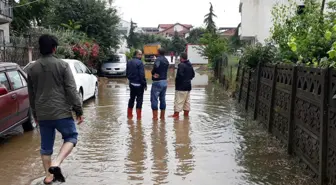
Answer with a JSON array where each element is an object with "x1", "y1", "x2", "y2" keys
[
  {"x1": 151, "y1": 48, "x2": 169, "y2": 120},
  {"x1": 27, "y1": 34, "x2": 83, "y2": 183},
  {"x1": 127, "y1": 49, "x2": 147, "y2": 120},
  {"x1": 170, "y1": 52, "x2": 195, "y2": 118}
]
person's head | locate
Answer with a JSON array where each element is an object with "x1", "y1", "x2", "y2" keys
[
  {"x1": 39, "y1": 34, "x2": 59, "y2": 56},
  {"x1": 133, "y1": 49, "x2": 142, "y2": 59},
  {"x1": 158, "y1": 48, "x2": 165, "y2": 56},
  {"x1": 180, "y1": 52, "x2": 188, "y2": 62}
]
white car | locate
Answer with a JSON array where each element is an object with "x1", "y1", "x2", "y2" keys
[{"x1": 23, "y1": 59, "x2": 98, "y2": 102}]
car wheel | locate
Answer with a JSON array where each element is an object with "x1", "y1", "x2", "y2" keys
[
  {"x1": 22, "y1": 108, "x2": 37, "y2": 132},
  {"x1": 94, "y1": 83, "x2": 98, "y2": 97},
  {"x1": 79, "y1": 89, "x2": 84, "y2": 104}
]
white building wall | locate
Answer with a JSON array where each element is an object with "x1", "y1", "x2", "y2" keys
[
  {"x1": 0, "y1": 23, "x2": 10, "y2": 43},
  {"x1": 174, "y1": 24, "x2": 184, "y2": 32},
  {"x1": 239, "y1": 0, "x2": 306, "y2": 44}
]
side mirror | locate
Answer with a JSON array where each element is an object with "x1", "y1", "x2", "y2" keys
[
  {"x1": 88, "y1": 67, "x2": 97, "y2": 75},
  {"x1": 91, "y1": 69, "x2": 98, "y2": 75},
  {"x1": 0, "y1": 86, "x2": 8, "y2": 96}
]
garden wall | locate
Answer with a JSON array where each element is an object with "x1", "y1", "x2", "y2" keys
[{"x1": 236, "y1": 64, "x2": 336, "y2": 185}]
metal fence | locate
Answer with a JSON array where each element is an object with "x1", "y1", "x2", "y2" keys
[
  {"x1": 236, "y1": 63, "x2": 336, "y2": 185},
  {"x1": 0, "y1": 36, "x2": 39, "y2": 66},
  {"x1": 213, "y1": 53, "x2": 237, "y2": 91}
]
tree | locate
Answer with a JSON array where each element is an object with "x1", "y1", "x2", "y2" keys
[
  {"x1": 229, "y1": 23, "x2": 242, "y2": 52},
  {"x1": 11, "y1": 0, "x2": 51, "y2": 34},
  {"x1": 43, "y1": 0, "x2": 120, "y2": 52},
  {"x1": 61, "y1": 20, "x2": 81, "y2": 31},
  {"x1": 198, "y1": 31, "x2": 229, "y2": 66},
  {"x1": 127, "y1": 19, "x2": 140, "y2": 49},
  {"x1": 170, "y1": 31, "x2": 187, "y2": 54},
  {"x1": 186, "y1": 27, "x2": 205, "y2": 44},
  {"x1": 204, "y1": 3, "x2": 217, "y2": 34}
]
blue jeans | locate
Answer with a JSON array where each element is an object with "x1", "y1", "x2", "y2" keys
[
  {"x1": 151, "y1": 80, "x2": 168, "y2": 110},
  {"x1": 39, "y1": 117, "x2": 78, "y2": 155}
]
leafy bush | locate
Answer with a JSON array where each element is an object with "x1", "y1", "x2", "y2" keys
[
  {"x1": 29, "y1": 28, "x2": 102, "y2": 66},
  {"x1": 198, "y1": 32, "x2": 229, "y2": 67},
  {"x1": 240, "y1": 43, "x2": 278, "y2": 68},
  {"x1": 271, "y1": 0, "x2": 336, "y2": 66},
  {"x1": 125, "y1": 47, "x2": 136, "y2": 60}
]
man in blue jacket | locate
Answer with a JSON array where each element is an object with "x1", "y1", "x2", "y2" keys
[
  {"x1": 151, "y1": 48, "x2": 169, "y2": 120},
  {"x1": 170, "y1": 52, "x2": 195, "y2": 118},
  {"x1": 126, "y1": 50, "x2": 147, "y2": 120}
]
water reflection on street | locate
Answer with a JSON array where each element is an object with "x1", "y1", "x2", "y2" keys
[{"x1": 0, "y1": 67, "x2": 316, "y2": 185}]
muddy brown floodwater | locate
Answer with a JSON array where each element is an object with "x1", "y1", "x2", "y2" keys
[{"x1": 0, "y1": 67, "x2": 316, "y2": 185}]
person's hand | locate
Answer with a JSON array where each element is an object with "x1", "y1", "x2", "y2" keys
[
  {"x1": 76, "y1": 116, "x2": 84, "y2": 125},
  {"x1": 34, "y1": 118, "x2": 38, "y2": 126},
  {"x1": 153, "y1": 73, "x2": 159, "y2": 78}
]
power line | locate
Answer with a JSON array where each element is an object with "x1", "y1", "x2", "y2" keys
[{"x1": 1, "y1": 0, "x2": 41, "y2": 10}]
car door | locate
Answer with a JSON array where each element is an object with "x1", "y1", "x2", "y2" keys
[
  {"x1": 7, "y1": 70, "x2": 29, "y2": 122},
  {"x1": 0, "y1": 72, "x2": 18, "y2": 133},
  {"x1": 79, "y1": 62, "x2": 94, "y2": 97},
  {"x1": 74, "y1": 62, "x2": 90, "y2": 100}
]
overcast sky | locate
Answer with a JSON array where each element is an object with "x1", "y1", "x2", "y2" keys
[{"x1": 112, "y1": 0, "x2": 241, "y2": 28}]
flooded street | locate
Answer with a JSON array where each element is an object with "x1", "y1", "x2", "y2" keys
[{"x1": 0, "y1": 67, "x2": 315, "y2": 185}]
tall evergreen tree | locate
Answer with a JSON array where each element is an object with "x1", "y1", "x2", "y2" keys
[
  {"x1": 204, "y1": 2, "x2": 217, "y2": 34},
  {"x1": 127, "y1": 19, "x2": 140, "y2": 48}
]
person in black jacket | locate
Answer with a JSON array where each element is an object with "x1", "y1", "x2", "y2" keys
[
  {"x1": 170, "y1": 52, "x2": 195, "y2": 118},
  {"x1": 151, "y1": 48, "x2": 169, "y2": 120},
  {"x1": 126, "y1": 50, "x2": 147, "y2": 120}
]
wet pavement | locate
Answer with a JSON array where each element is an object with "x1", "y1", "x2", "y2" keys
[{"x1": 0, "y1": 67, "x2": 315, "y2": 185}]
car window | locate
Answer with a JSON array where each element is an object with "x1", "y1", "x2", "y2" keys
[
  {"x1": 74, "y1": 63, "x2": 83, "y2": 73},
  {"x1": 19, "y1": 72, "x2": 27, "y2": 86},
  {"x1": 80, "y1": 62, "x2": 91, "y2": 74},
  {"x1": 7, "y1": 71, "x2": 24, "y2": 90},
  {"x1": 0, "y1": 72, "x2": 10, "y2": 90}
]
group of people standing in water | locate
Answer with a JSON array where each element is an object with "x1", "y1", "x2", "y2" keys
[{"x1": 126, "y1": 48, "x2": 195, "y2": 120}]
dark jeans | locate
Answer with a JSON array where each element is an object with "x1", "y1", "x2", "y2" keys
[
  {"x1": 39, "y1": 117, "x2": 78, "y2": 155},
  {"x1": 128, "y1": 84, "x2": 145, "y2": 109},
  {"x1": 150, "y1": 80, "x2": 168, "y2": 110}
]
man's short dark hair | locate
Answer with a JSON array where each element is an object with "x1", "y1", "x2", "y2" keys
[
  {"x1": 133, "y1": 49, "x2": 142, "y2": 57},
  {"x1": 158, "y1": 48, "x2": 165, "y2": 56},
  {"x1": 39, "y1": 34, "x2": 58, "y2": 55},
  {"x1": 180, "y1": 52, "x2": 188, "y2": 60}
]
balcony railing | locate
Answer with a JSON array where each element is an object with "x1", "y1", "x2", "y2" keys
[{"x1": 0, "y1": 0, "x2": 12, "y2": 19}]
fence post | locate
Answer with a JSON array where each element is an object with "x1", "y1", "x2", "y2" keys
[
  {"x1": 267, "y1": 64, "x2": 278, "y2": 133},
  {"x1": 238, "y1": 68, "x2": 245, "y2": 103},
  {"x1": 245, "y1": 69, "x2": 252, "y2": 111},
  {"x1": 287, "y1": 65, "x2": 297, "y2": 155},
  {"x1": 3, "y1": 39, "x2": 6, "y2": 63},
  {"x1": 236, "y1": 61, "x2": 241, "y2": 82},
  {"x1": 253, "y1": 63, "x2": 262, "y2": 120},
  {"x1": 319, "y1": 68, "x2": 329, "y2": 185}
]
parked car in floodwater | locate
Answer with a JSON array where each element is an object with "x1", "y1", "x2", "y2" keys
[
  {"x1": 100, "y1": 54, "x2": 127, "y2": 77},
  {"x1": 0, "y1": 62, "x2": 36, "y2": 136},
  {"x1": 23, "y1": 59, "x2": 98, "y2": 103}
]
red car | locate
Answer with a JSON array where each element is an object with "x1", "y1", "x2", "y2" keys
[{"x1": 0, "y1": 62, "x2": 36, "y2": 135}]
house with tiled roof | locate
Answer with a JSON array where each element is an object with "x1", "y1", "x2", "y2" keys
[
  {"x1": 156, "y1": 23, "x2": 193, "y2": 39},
  {"x1": 219, "y1": 27, "x2": 237, "y2": 38}
]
